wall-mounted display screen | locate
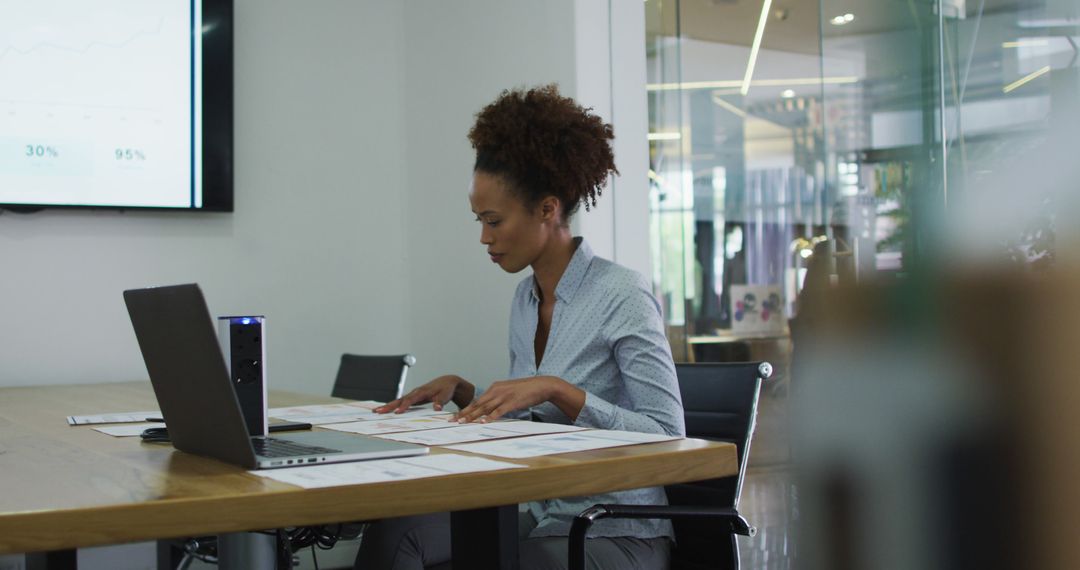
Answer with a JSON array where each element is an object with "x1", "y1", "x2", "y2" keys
[{"x1": 0, "y1": 0, "x2": 232, "y2": 211}]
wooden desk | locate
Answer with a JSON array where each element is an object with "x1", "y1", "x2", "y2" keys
[{"x1": 0, "y1": 383, "x2": 737, "y2": 567}]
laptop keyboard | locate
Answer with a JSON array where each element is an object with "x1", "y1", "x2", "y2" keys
[{"x1": 252, "y1": 437, "x2": 340, "y2": 458}]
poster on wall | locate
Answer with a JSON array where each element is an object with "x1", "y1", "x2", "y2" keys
[{"x1": 730, "y1": 284, "x2": 785, "y2": 335}]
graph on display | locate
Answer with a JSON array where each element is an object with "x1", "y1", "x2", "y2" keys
[{"x1": 0, "y1": 0, "x2": 205, "y2": 208}]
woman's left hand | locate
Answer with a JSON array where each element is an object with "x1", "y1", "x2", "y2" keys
[{"x1": 454, "y1": 376, "x2": 561, "y2": 423}]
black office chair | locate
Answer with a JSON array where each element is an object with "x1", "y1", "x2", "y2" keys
[
  {"x1": 569, "y1": 361, "x2": 772, "y2": 570},
  {"x1": 331, "y1": 353, "x2": 416, "y2": 403}
]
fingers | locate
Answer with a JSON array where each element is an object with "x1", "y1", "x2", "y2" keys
[
  {"x1": 455, "y1": 393, "x2": 506, "y2": 424},
  {"x1": 373, "y1": 399, "x2": 403, "y2": 412},
  {"x1": 393, "y1": 391, "x2": 428, "y2": 413},
  {"x1": 374, "y1": 389, "x2": 429, "y2": 414}
]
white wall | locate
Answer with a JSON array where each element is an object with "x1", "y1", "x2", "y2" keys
[
  {"x1": 398, "y1": 0, "x2": 578, "y2": 389},
  {"x1": 572, "y1": 0, "x2": 652, "y2": 280},
  {"x1": 0, "y1": 0, "x2": 651, "y2": 400}
]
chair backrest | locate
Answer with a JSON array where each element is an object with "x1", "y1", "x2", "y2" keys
[
  {"x1": 666, "y1": 361, "x2": 771, "y2": 570},
  {"x1": 330, "y1": 354, "x2": 414, "y2": 403}
]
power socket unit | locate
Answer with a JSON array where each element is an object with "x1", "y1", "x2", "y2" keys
[{"x1": 218, "y1": 316, "x2": 268, "y2": 437}]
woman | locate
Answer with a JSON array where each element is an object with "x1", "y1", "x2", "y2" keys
[{"x1": 356, "y1": 85, "x2": 684, "y2": 570}]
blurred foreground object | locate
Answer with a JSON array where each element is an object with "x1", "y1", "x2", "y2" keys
[{"x1": 791, "y1": 268, "x2": 1080, "y2": 570}]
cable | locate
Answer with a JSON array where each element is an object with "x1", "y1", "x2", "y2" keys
[
  {"x1": 276, "y1": 528, "x2": 294, "y2": 570},
  {"x1": 244, "y1": 524, "x2": 367, "y2": 568}
]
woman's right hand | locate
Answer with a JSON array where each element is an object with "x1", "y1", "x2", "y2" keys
[{"x1": 374, "y1": 375, "x2": 474, "y2": 414}]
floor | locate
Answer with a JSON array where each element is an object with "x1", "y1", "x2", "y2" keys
[
  {"x1": 736, "y1": 466, "x2": 798, "y2": 570},
  {"x1": 734, "y1": 374, "x2": 798, "y2": 570}
]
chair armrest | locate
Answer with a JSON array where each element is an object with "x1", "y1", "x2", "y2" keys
[
  {"x1": 573, "y1": 504, "x2": 756, "y2": 536},
  {"x1": 568, "y1": 505, "x2": 755, "y2": 570}
]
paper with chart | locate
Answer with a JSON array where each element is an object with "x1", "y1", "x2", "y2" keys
[
  {"x1": 67, "y1": 411, "x2": 160, "y2": 425},
  {"x1": 268, "y1": 402, "x2": 444, "y2": 425},
  {"x1": 377, "y1": 420, "x2": 588, "y2": 446},
  {"x1": 267, "y1": 401, "x2": 381, "y2": 424},
  {"x1": 445, "y1": 429, "x2": 680, "y2": 459},
  {"x1": 92, "y1": 423, "x2": 157, "y2": 437},
  {"x1": 250, "y1": 453, "x2": 525, "y2": 489},
  {"x1": 320, "y1": 414, "x2": 457, "y2": 436}
]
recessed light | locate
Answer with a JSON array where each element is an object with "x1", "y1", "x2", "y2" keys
[
  {"x1": 781, "y1": 89, "x2": 796, "y2": 98},
  {"x1": 830, "y1": 13, "x2": 855, "y2": 26}
]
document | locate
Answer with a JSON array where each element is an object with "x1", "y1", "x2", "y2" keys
[
  {"x1": 321, "y1": 415, "x2": 457, "y2": 435},
  {"x1": 67, "y1": 411, "x2": 160, "y2": 426},
  {"x1": 92, "y1": 423, "x2": 157, "y2": 437},
  {"x1": 445, "y1": 429, "x2": 680, "y2": 459},
  {"x1": 358, "y1": 408, "x2": 449, "y2": 421},
  {"x1": 268, "y1": 402, "x2": 444, "y2": 425},
  {"x1": 378, "y1": 420, "x2": 587, "y2": 446},
  {"x1": 250, "y1": 453, "x2": 525, "y2": 489},
  {"x1": 267, "y1": 401, "x2": 383, "y2": 425}
]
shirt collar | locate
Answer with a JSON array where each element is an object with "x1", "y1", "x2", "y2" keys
[{"x1": 530, "y1": 237, "x2": 594, "y2": 304}]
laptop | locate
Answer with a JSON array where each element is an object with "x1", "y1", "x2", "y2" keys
[{"x1": 123, "y1": 283, "x2": 428, "y2": 469}]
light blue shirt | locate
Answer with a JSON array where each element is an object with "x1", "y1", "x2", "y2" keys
[{"x1": 504, "y1": 237, "x2": 686, "y2": 539}]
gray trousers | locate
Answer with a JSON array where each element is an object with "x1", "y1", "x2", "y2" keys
[{"x1": 353, "y1": 511, "x2": 671, "y2": 570}]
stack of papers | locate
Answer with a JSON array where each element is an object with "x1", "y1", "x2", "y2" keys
[
  {"x1": 250, "y1": 453, "x2": 524, "y2": 489},
  {"x1": 445, "y1": 430, "x2": 680, "y2": 459}
]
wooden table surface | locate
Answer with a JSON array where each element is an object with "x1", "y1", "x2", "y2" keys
[{"x1": 0, "y1": 382, "x2": 737, "y2": 555}]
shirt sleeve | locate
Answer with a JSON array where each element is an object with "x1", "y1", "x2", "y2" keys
[{"x1": 573, "y1": 278, "x2": 686, "y2": 437}]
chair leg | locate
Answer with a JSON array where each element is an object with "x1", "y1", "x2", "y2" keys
[{"x1": 569, "y1": 506, "x2": 611, "y2": 570}]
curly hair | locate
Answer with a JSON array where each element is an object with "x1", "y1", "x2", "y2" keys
[{"x1": 467, "y1": 84, "x2": 618, "y2": 220}]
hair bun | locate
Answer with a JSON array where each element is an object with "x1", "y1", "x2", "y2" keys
[{"x1": 468, "y1": 84, "x2": 618, "y2": 219}]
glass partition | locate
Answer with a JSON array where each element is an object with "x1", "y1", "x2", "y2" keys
[
  {"x1": 645, "y1": 0, "x2": 1078, "y2": 567},
  {"x1": 646, "y1": 0, "x2": 1073, "y2": 359}
]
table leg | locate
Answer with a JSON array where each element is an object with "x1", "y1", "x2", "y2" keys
[
  {"x1": 156, "y1": 540, "x2": 185, "y2": 570},
  {"x1": 217, "y1": 532, "x2": 277, "y2": 570},
  {"x1": 25, "y1": 550, "x2": 76, "y2": 570},
  {"x1": 451, "y1": 505, "x2": 518, "y2": 570}
]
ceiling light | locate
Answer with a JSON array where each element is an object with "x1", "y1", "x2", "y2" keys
[
  {"x1": 1017, "y1": 18, "x2": 1079, "y2": 28},
  {"x1": 741, "y1": 0, "x2": 775, "y2": 96},
  {"x1": 830, "y1": 13, "x2": 855, "y2": 26},
  {"x1": 1003, "y1": 65, "x2": 1051, "y2": 94},
  {"x1": 647, "y1": 76, "x2": 858, "y2": 91},
  {"x1": 711, "y1": 94, "x2": 749, "y2": 118},
  {"x1": 781, "y1": 89, "x2": 796, "y2": 98},
  {"x1": 1002, "y1": 39, "x2": 1049, "y2": 48}
]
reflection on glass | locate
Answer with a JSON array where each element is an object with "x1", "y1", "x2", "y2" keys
[
  {"x1": 646, "y1": 0, "x2": 833, "y2": 355},
  {"x1": 645, "y1": 0, "x2": 1073, "y2": 355}
]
